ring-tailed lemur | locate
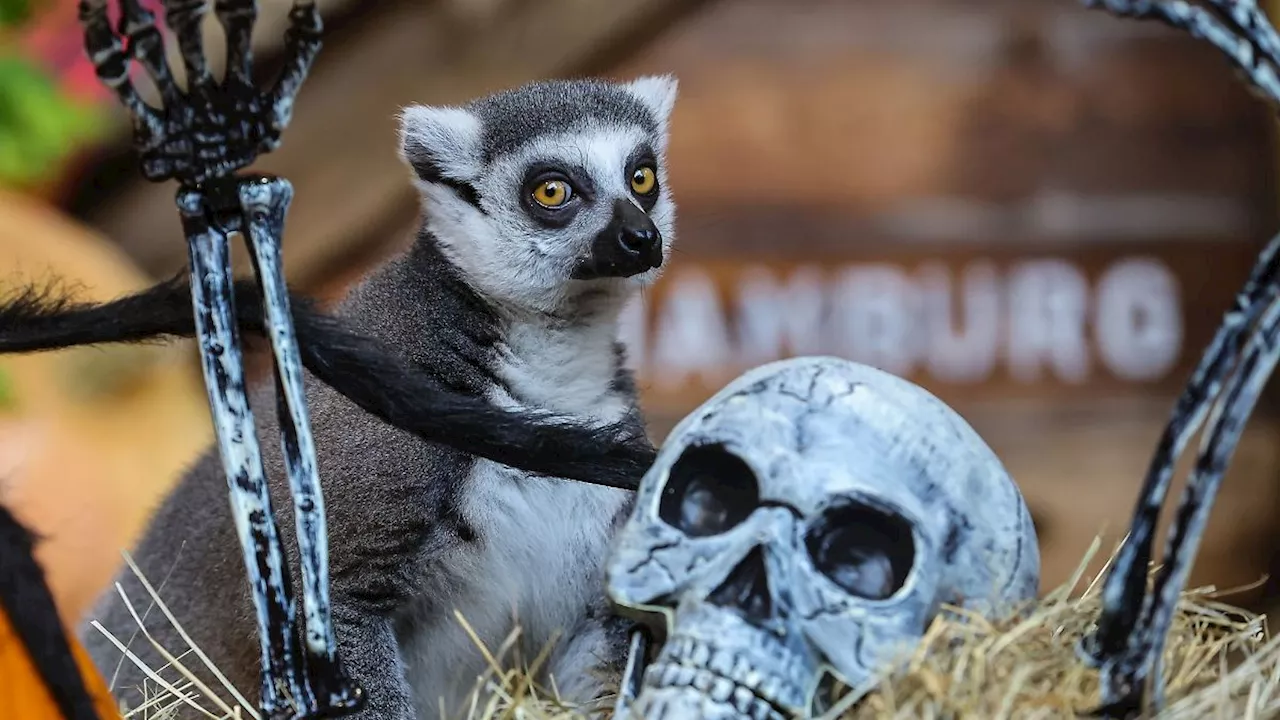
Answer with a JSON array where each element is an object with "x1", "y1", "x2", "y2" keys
[{"x1": 80, "y1": 75, "x2": 678, "y2": 719}]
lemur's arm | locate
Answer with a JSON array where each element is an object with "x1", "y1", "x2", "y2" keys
[{"x1": 0, "y1": 278, "x2": 655, "y2": 489}]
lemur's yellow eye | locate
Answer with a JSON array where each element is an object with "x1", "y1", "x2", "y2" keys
[
  {"x1": 531, "y1": 179, "x2": 572, "y2": 208},
  {"x1": 630, "y1": 165, "x2": 657, "y2": 195}
]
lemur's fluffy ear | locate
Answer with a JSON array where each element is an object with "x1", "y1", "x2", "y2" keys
[
  {"x1": 398, "y1": 105, "x2": 483, "y2": 184},
  {"x1": 625, "y1": 75, "x2": 678, "y2": 126}
]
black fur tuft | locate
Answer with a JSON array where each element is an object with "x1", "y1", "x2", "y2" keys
[
  {"x1": 0, "y1": 278, "x2": 655, "y2": 489},
  {"x1": 0, "y1": 272, "x2": 194, "y2": 348}
]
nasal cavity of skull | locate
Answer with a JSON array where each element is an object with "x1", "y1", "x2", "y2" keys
[
  {"x1": 805, "y1": 501, "x2": 915, "y2": 601},
  {"x1": 658, "y1": 444, "x2": 760, "y2": 537},
  {"x1": 708, "y1": 547, "x2": 775, "y2": 626}
]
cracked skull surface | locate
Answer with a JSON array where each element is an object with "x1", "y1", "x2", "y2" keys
[{"x1": 606, "y1": 356, "x2": 1040, "y2": 719}]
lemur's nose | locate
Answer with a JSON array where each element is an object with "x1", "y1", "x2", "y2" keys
[
  {"x1": 619, "y1": 224, "x2": 660, "y2": 256},
  {"x1": 612, "y1": 199, "x2": 662, "y2": 266},
  {"x1": 576, "y1": 199, "x2": 665, "y2": 280}
]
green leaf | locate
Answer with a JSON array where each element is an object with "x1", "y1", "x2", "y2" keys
[
  {"x1": 0, "y1": 54, "x2": 109, "y2": 187},
  {"x1": 0, "y1": 0, "x2": 32, "y2": 27}
]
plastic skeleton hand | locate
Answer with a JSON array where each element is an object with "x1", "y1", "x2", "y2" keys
[
  {"x1": 1075, "y1": 1, "x2": 1280, "y2": 717},
  {"x1": 82, "y1": 0, "x2": 318, "y2": 184},
  {"x1": 78, "y1": 1, "x2": 362, "y2": 717}
]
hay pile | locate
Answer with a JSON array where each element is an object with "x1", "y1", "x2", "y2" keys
[
  {"x1": 837, "y1": 539, "x2": 1277, "y2": 720},
  {"x1": 100, "y1": 540, "x2": 1280, "y2": 720}
]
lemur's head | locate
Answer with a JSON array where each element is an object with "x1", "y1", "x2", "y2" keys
[{"x1": 397, "y1": 76, "x2": 678, "y2": 314}]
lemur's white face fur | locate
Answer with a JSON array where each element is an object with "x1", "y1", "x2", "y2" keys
[{"x1": 398, "y1": 76, "x2": 678, "y2": 315}]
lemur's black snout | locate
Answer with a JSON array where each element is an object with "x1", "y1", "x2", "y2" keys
[
  {"x1": 619, "y1": 222, "x2": 660, "y2": 257},
  {"x1": 574, "y1": 199, "x2": 664, "y2": 280}
]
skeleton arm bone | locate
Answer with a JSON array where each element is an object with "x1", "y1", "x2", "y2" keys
[{"x1": 1077, "y1": 1, "x2": 1280, "y2": 715}]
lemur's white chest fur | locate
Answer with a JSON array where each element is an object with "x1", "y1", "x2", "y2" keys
[{"x1": 401, "y1": 307, "x2": 634, "y2": 717}]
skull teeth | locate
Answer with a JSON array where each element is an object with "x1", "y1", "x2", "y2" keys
[
  {"x1": 642, "y1": 663, "x2": 788, "y2": 720},
  {"x1": 732, "y1": 686, "x2": 756, "y2": 714},
  {"x1": 654, "y1": 635, "x2": 805, "y2": 709},
  {"x1": 711, "y1": 677, "x2": 734, "y2": 703},
  {"x1": 693, "y1": 669, "x2": 714, "y2": 692},
  {"x1": 751, "y1": 697, "x2": 781, "y2": 720}
]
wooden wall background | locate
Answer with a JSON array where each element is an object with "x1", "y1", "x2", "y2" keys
[{"x1": 608, "y1": 0, "x2": 1280, "y2": 597}]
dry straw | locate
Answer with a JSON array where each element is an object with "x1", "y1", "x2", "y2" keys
[{"x1": 96, "y1": 537, "x2": 1280, "y2": 720}]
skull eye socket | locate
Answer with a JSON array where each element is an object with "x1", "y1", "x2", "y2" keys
[
  {"x1": 805, "y1": 501, "x2": 915, "y2": 600},
  {"x1": 658, "y1": 444, "x2": 760, "y2": 537}
]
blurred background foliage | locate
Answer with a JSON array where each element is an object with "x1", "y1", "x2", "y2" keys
[
  {"x1": 0, "y1": 0, "x2": 32, "y2": 25},
  {"x1": 0, "y1": 0, "x2": 110, "y2": 193}
]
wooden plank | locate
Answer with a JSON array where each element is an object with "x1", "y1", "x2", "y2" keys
[
  {"x1": 668, "y1": 203, "x2": 1261, "y2": 256},
  {"x1": 646, "y1": 58, "x2": 1268, "y2": 209},
  {"x1": 613, "y1": 0, "x2": 1273, "y2": 219},
  {"x1": 81, "y1": 0, "x2": 705, "y2": 291}
]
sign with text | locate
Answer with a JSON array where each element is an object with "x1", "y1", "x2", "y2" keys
[{"x1": 620, "y1": 240, "x2": 1264, "y2": 412}]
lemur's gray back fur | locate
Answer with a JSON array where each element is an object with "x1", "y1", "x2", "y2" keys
[{"x1": 81, "y1": 75, "x2": 678, "y2": 720}]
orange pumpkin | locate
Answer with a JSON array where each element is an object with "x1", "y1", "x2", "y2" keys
[{"x1": 0, "y1": 608, "x2": 122, "y2": 720}]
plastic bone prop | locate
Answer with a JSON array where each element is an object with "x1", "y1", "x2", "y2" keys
[
  {"x1": 605, "y1": 356, "x2": 1040, "y2": 720},
  {"x1": 77, "y1": 1, "x2": 361, "y2": 716},
  {"x1": 1075, "y1": 2, "x2": 1280, "y2": 717}
]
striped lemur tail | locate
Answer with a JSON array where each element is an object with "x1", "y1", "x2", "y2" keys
[{"x1": 0, "y1": 276, "x2": 655, "y2": 489}]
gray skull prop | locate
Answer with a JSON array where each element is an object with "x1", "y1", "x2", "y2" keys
[{"x1": 605, "y1": 356, "x2": 1040, "y2": 719}]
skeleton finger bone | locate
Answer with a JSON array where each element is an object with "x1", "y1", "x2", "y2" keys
[
  {"x1": 1084, "y1": 0, "x2": 1280, "y2": 101},
  {"x1": 79, "y1": 0, "x2": 163, "y2": 133},
  {"x1": 1203, "y1": 0, "x2": 1280, "y2": 64},
  {"x1": 268, "y1": 0, "x2": 323, "y2": 143},
  {"x1": 162, "y1": 0, "x2": 216, "y2": 91},
  {"x1": 82, "y1": 0, "x2": 320, "y2": 184},
  {"x1": 216, "y1": 0, "x2": 258, "y2": 88},
  {"x1": 117, "y1": 0, "x2": 180, "y2": 105}
]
